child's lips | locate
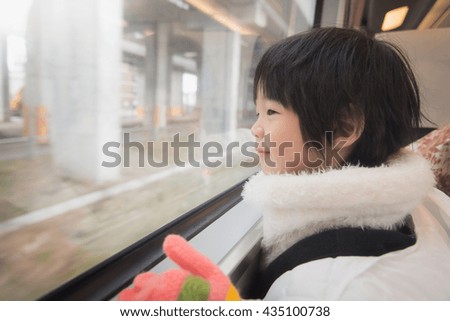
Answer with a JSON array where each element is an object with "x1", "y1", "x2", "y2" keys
[{"x1": 256, "y1": 147, "x2": 270, "y2": 154}]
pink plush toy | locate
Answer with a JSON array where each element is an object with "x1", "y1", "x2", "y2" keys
[{"x1": 118, "y1": 234, "x2": 241, "y2": 301}]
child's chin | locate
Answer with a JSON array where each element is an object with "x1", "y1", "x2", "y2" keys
[{"x1": 261, "y1": 164, "x2": 284, "y2": 175}]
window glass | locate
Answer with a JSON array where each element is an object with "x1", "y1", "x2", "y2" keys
[{"x1": 0, "y1": 0, "x2": 313, "y2": 300}]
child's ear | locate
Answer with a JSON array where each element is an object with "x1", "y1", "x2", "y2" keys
[
  {"x1": 327, "y1": 113, "x2": 363, "y2": 168},
  {"x1": 334, "y1": 107, "x2": 364, "y2": 148}
]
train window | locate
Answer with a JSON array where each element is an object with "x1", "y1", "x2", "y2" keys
[{"x1": 0, "y1": 0, "x2": 314, "y2": 300}]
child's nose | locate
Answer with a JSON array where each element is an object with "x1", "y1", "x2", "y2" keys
[{"x1": 251, "y1": 123, "x2": 264, "y2": 139}]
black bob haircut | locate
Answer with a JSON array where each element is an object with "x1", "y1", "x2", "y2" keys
[{"x1": 254, "y1": 27, "x2": 422, "y2": 167}]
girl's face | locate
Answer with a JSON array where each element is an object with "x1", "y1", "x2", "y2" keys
[{"x1": 252, "y1": 94, "x2": 319, "y2": 174}]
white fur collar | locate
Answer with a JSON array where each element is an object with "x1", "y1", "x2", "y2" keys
[{"x1": 242, "y1": 150, "x2": 435, "y2": 265}]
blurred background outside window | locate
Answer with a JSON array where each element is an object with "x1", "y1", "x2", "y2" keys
[{"x1": 0, "y1": 0, "x2": 315, "y2": 300}]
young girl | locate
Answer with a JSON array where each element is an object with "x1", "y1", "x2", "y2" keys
[
  {"x1": 120, "y1": 27, "x2": 450, "y2": 300},
  {"x1": 242, "y1": 27, "x2": 450, "y2": 300}
]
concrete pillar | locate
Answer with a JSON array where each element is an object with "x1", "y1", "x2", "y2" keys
[
  {"x1": 0, "y1": 34, "x2": 9, "y2": 122},
  {"x1": 143, "y1": 31, "x2": 157, "y2": 130},
  {"x1": 155, "y1": 22, "x2": 170, "y2": 129},
  {"x1": 321, "y1": 0, "x2": 347, "y2": 27},
  {"x1": 200, "y1": 30, "x2": 241, "y2": 136},
  {"x1": 170, "y1": 70, "x2": 183, "y2": 113},
  {"x1": 237, "y1": 37, "x2": 257, "y2": 129},
  {"x1": 25, "y1": 0, "x2": 122, "y2": 183}
]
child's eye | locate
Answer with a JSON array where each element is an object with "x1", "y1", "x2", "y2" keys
[{"x1": 267, "y1": 109, "x2": 277, "y2": 115}]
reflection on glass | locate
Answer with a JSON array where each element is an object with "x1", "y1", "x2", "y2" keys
[{"x1": 0, "y1": 0, "x2": 312, "y2": 300}]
